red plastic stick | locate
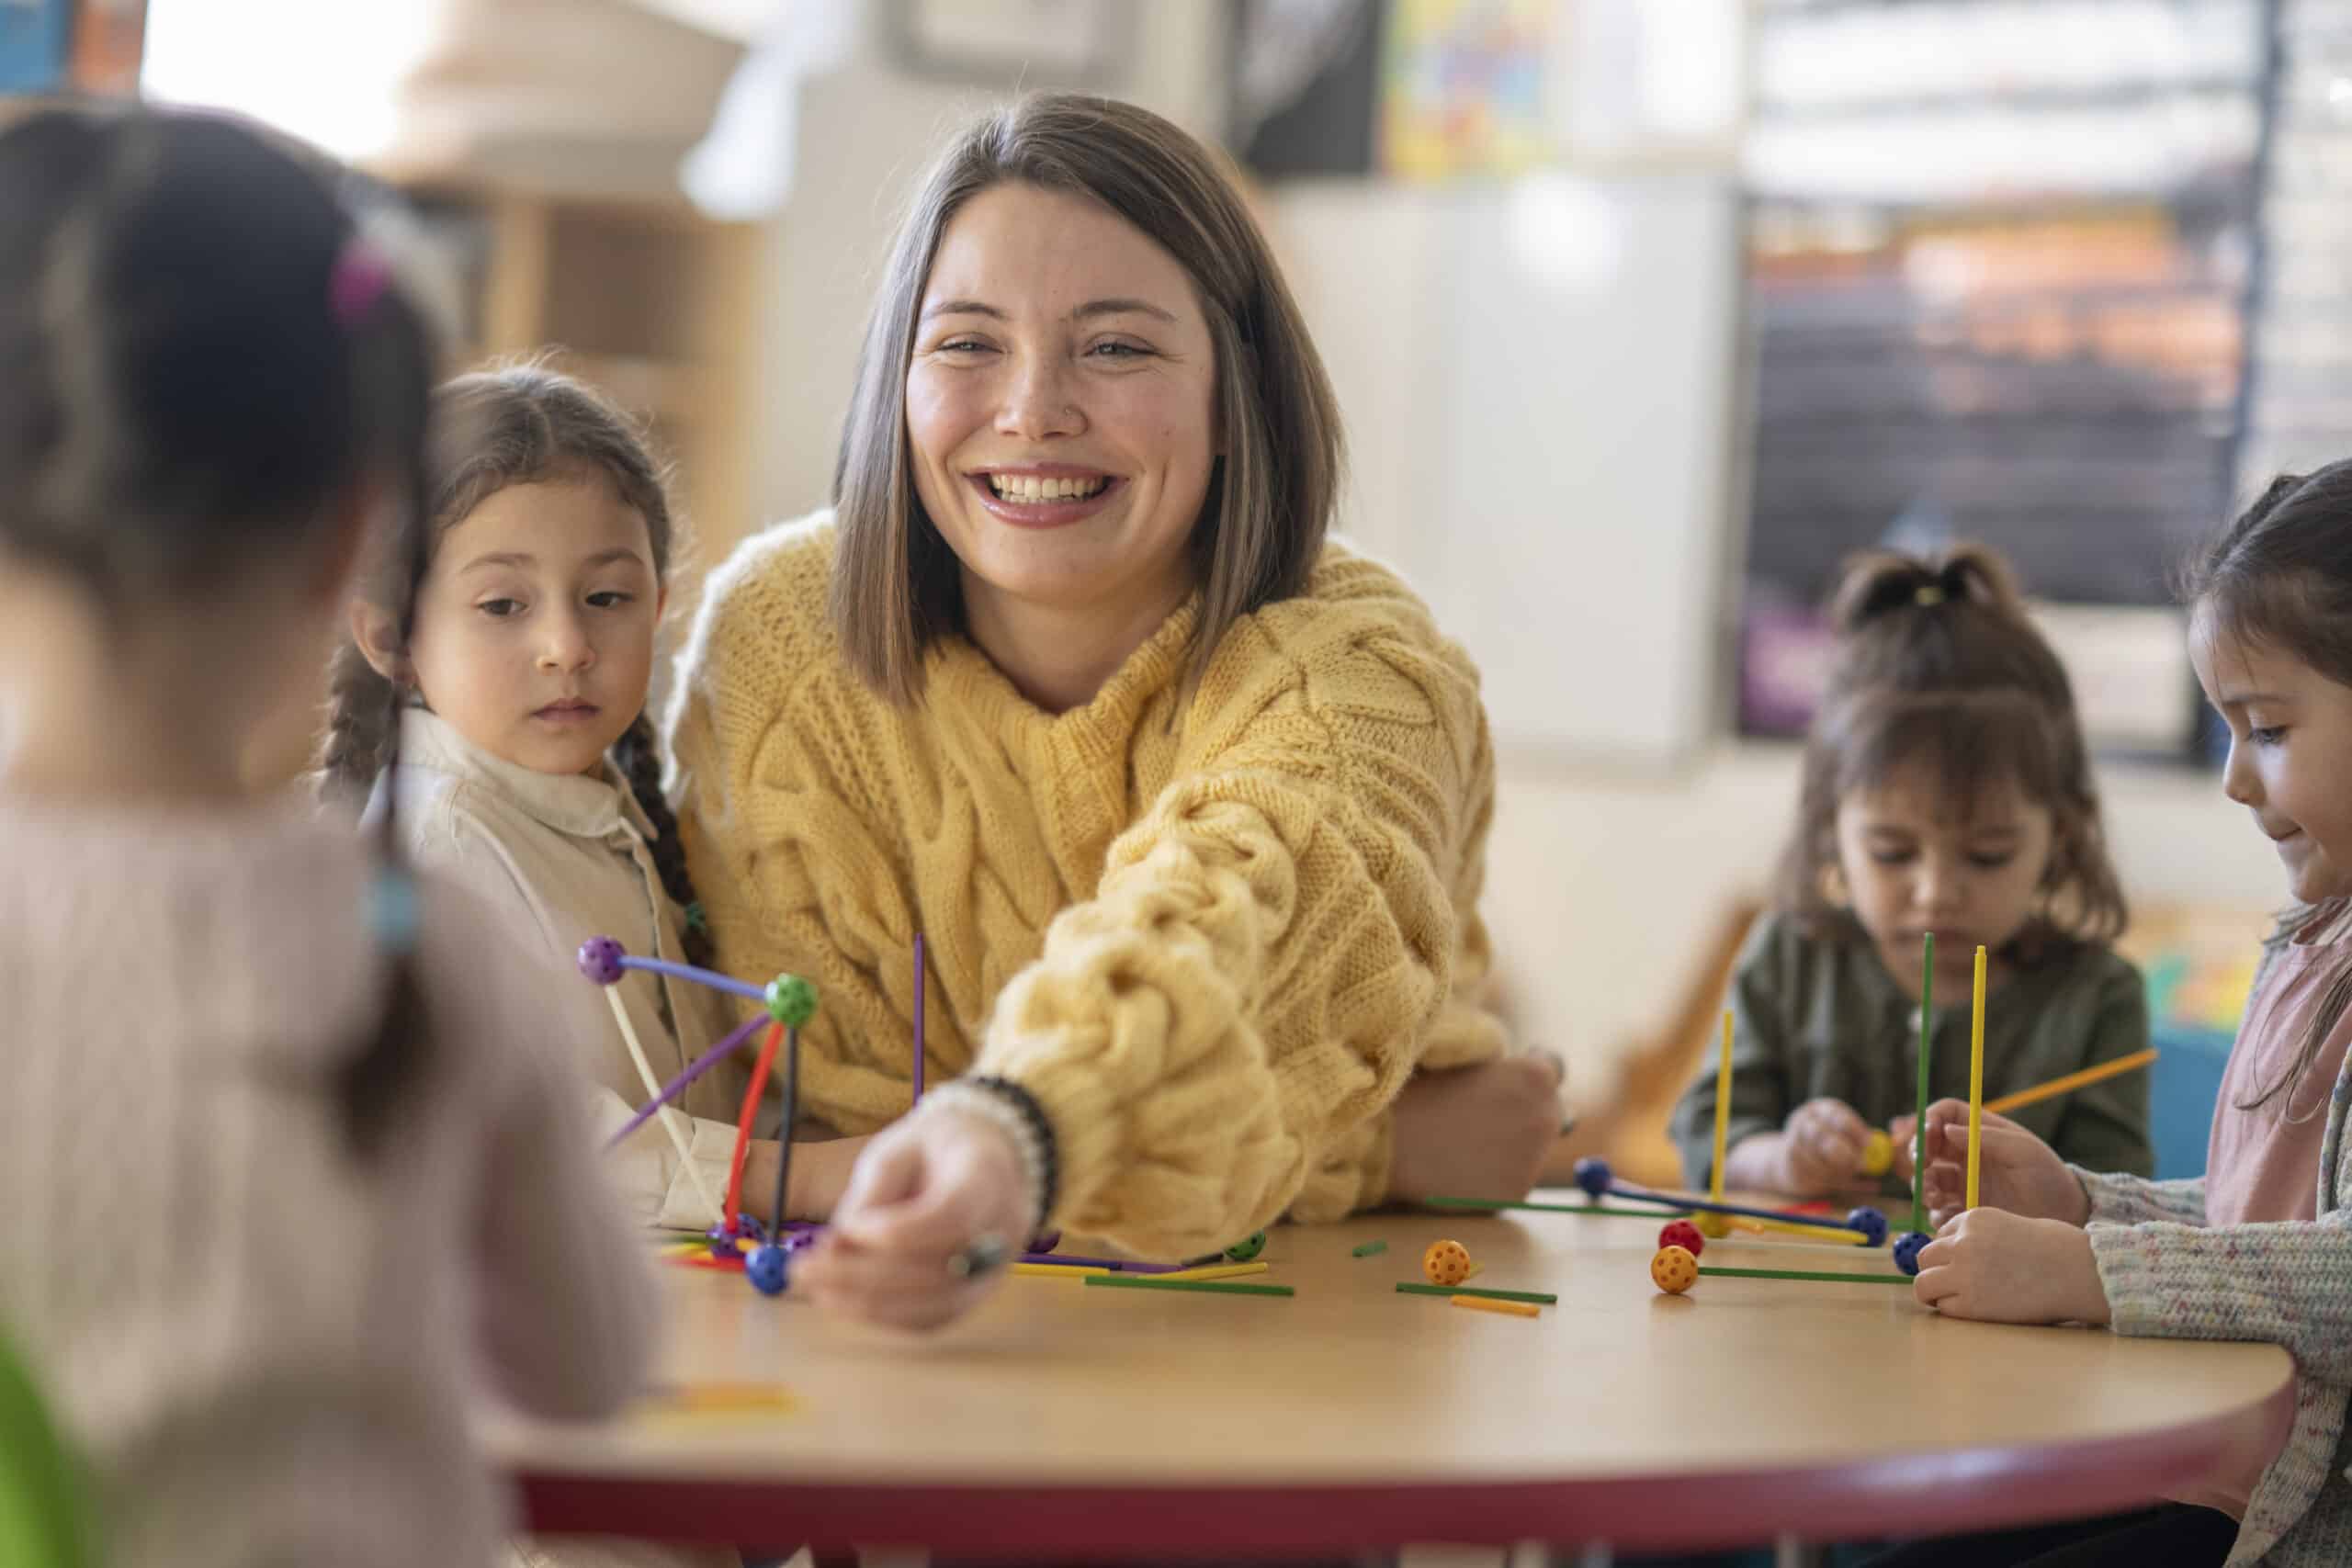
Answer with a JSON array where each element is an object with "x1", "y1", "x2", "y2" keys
[{"x1": 724, "y1": 1021, "x2": 786, "y2": 1228}]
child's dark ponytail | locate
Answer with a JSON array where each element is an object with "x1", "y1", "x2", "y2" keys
[{"x1": 1773, "y1": 542, "x2": 2127, "y2": 951}]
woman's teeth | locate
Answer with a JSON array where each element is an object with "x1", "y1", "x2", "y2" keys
[{"x1": 989, "y1": 474, "x2": 1106, "y2": 502}]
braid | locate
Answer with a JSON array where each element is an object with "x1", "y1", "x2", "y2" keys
[
  {"x1": 316, "y1": 640, "x2": 401, "y2": 798},
  {"x1": 612, "y1": 711, "x2": 712, "y2": 969}
]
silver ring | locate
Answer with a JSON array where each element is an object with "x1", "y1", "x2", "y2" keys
[{"x1": 948, "y1": 1233, "x2": 1010, "y2": 1279}]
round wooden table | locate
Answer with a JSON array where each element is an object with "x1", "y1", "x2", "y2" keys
[{"x1": 488, "y1": 1206, "x2": 2295, "y2": 1557}]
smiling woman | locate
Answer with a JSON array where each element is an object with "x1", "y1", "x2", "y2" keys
[{"x1": 666, "y1": 92, "x2": 1567, "y2": 1331}]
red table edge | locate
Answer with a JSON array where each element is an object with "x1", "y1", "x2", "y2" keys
[{"x1": 516, "y1": 1370, "x2": 2296, "y2": 1556}]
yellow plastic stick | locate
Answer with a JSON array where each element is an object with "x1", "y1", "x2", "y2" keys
[
  {"x1": 1451, "y1": 1293, "x2": 1541, "y2": 1318},
  {"x1": 1712, "y1": 1008, "x2": 1734, "y2": 1202},
  {"x1": 1155, "y1": 1262, "x2": 1272, "y2": 1283},
  {"x1": 1729, "y1": 1215, "x2": 1869, "y2": 1246},
  {"x1": 1967, "y1": 944, "x2": 1987, "y2": 1211},
  {"x1": 1010, "y1": 1262, "x2": 1112, "y2": 1280},
  {"x1": 1984, "y1": 1050, "x2": 2159, "y2": 1116}
]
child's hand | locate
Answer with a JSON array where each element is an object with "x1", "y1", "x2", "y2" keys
[
  {"x1": 1886, "y1": 1114, "x2": 1917, "y2": 1182},
  {"x1": 1913, "y1": 1207, "x2": 2110, "y2": 1325},
  {"x1": 1916, "y1": 1099, "x2": 2089, "y2": 1228},
  {"x1": 795, "y1": 1110, "x2": 1031, "y2": 1331},
  {"x1": 1388, "y1": 1052, "x2": 1566, "y2": 1203},
  {"x1": 1777, "y1": 1098, "x2": 1870, "y2": 1195}
]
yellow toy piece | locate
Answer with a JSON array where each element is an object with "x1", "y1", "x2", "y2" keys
[
  {"x1": 1650, "y1": 1245, "x2": 1699, "y2": 1295},
  {"x1": 1422, "y1": 1238, "x2": 1473, "y2": 1287}
]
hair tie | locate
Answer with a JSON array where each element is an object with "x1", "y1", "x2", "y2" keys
[
  {"x1": 367, "y1": 865, "x2": 421, "y2": 953},
  {"x1": 329, "y1": 237, "x2": 393, "y2": 327},
  {"x1": 1915, "y1": 584, "x2": 1946, "y2": 607}
]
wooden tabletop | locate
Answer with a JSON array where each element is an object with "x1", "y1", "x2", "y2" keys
[{"x1": 490, "y1": 1204, "x2": 2295, "y2": 1556}]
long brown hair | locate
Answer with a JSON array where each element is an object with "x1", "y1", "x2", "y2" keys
[
  {"x1": 1773, "y1": 544, "x2": 2128, "y2": 953},
  {"x1": 318, "y1": 364, "x2": 715, "y2": 966},
  {"x1": 831, "y1": 92, "x2": 1345, "y2": 704},
  {"x1": 2182, "y1": 460, "x2": 2352, "y2": 1116}
]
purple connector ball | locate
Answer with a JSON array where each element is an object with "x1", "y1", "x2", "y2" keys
[
  {"x1": 577, "y1": 936, "x2": 627, "y2": 986},
  {"x1": 783, "y1": 1229, "x2": 820, "y2": 1255},
  {"x1": 745, "y1": 1244, "x2": 789, "y2": 1296},
  {"x1": 1573, "y1": 1156, "x2": 1613, "y2": 1200},
  {"x1": 1893, "y1": 1231, "x2": 1930, "y2": 1277},
  {"x1": 706, "y1": 1216, "x2": 765, "y2": 1258},
  {"x1": 1028, "y1": 1229, "x2": 1061, "y2": 1256},
  {"x1": 1846, "y1": 1206, "x2": 1889, "y2": 1247}
]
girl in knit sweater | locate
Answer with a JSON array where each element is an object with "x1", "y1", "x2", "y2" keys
[
  {"x1": 1883, "y1": 463, "x2": 2352, "y2": 1567},
  {"x1": 325, "y1": 367, "x2": 861, "y2": 1235},
  {"x1": 668, "y1": 93, "x2": 1563, "y2": 1330},
  {"x1": 0, "y1": 107, "x2": 653, "y2": 1568}
]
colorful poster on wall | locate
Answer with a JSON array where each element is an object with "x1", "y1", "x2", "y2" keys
[{"x1": 1379, "y1": 0, "x2": 1551, "y2": 181}]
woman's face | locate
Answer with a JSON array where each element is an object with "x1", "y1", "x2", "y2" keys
[{"x1": 905, "y1": 182, "x2": 1218, "y2": 637}]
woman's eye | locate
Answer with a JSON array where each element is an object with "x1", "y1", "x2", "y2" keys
[
  {"x1": 1088, "y1": 341, "x2": 1148, "y2": 359},
  {"x1": 937, "y1": 338, "x2": 990, "y2": 355}
]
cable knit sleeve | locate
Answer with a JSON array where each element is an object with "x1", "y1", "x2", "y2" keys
[{"x1": 980, "y1": 600, "x2": 1496, "y2": 1258}]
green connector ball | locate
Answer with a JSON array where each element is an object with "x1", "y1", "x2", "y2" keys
[
  {"x1": 1224, "y1": 1230, "x2": 1267, "y2": 1263},
  {"x1": 763, "y1": 975, "x2": 818, "y2": 1028}
]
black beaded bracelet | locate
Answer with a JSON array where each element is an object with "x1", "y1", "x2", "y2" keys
[{"x1": 967, "y1": 1075, "x2": 1061, "y2": 1233}]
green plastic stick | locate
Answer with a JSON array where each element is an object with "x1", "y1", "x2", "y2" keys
[
  {"x1": 1915, "y1": 932, "x2": 1934, "y2": 1235},
  {"x1": 1423, "y1": 1196, "x2": 1685, "y2": 1219},
  {"x1": 1351, "y1": 1240, "x2": 1388, "y2": 1258},
  {"x1": 1700, "y1": 1265, "x2": 1911, "y2": 1286},
  {"x1": 1083, "y1": 1275, "x2": 1294, "y2": 1298},
  {"x1": 1395, "y1": 1282, "x2": 1558, "y2": 1305}
]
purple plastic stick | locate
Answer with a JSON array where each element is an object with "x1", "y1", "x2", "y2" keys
[
  {"x1": 605, "y1": 1011, "x2": 765, "y2": 1149},
  {"x1": 618, "y1": 953, "x2": 766, "y2": 1005},
  {"x1": 913, "y1": 933, "x2": 926, "y2": 1104},
  {"x1": 1018, "y1": 1253, "x2": 1186, "y2": 1273}
]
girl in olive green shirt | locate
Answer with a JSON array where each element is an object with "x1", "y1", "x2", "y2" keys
[{"x1": 1676, "y1": 545, "x2": 2154, "y2": 1197}]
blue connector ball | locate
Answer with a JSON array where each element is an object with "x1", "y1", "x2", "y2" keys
[
  {"x1": 1573, "y1": 1156, "x2": 1613, "y2": 1200},
  {"x1": 1846, "y1": 1206, "x2": 1889, "y2": 1248},
  {"x1": 746, "y1": 1244, "x2": 789, "y2": 1296},
  {"x1": 1893, "y1": 1231, "x2": 1931, "y2": 1277}
]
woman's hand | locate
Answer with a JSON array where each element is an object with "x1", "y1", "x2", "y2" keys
[
  {"x1": 1388, "y1": 1052, "x2": 1566, "y2": 1204},
  {"x1": 795, "y1": 1110, "x2": 1032, "y2": 1330},
  {"x1": 1915, "y1": 1099, "x2": 2089, "y2": 1229},
  {"x1": 1776, "y1": 1097, "x2": 1871, "y2": 1195},
  {"x1": 1913, "y1": 1207, "x2": 2110, "y2": 1325}
]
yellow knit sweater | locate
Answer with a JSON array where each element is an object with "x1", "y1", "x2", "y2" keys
[{"x1": 665, "y1": 512, "x2": 1505, "y2": 1258}]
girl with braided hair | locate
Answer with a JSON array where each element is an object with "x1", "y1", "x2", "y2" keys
[{"x1": 328, "y1": 365, "x2": 861, "y2": 1232}]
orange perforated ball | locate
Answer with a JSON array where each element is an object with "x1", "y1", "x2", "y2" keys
[
  {"x1": 1422, "y1": 1238, "x2": 1472, "y2": 1287},
  {"x1": 1651, "y1": 1245, "x2": 1699, "y2": 1295}
]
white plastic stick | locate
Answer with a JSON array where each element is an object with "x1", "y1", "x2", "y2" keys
[{"x1": 605, "y1": 987, "x2": 722, "y2": 1224}]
